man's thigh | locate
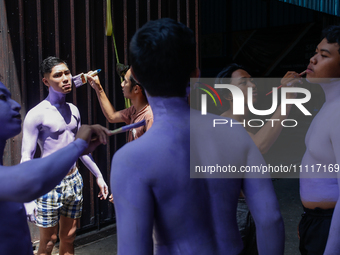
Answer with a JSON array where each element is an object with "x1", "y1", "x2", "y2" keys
[{"x1": 59, "y1": 216, "x2": 78, "y2": 240}]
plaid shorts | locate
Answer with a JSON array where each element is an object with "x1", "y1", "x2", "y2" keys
[{"x1": 35, "y1": 168, "x2": 83, "y2": 228}]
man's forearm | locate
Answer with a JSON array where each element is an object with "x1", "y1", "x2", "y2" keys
[
  {"x1": 79, "y1": 154, "x2": 103, "y2": 178},
  {"x1": 0, "y1": 139, "x2": 87, "y2": 203},
  {"x1": 96, "y1": 89, "x2": 120, "y2": 123}
]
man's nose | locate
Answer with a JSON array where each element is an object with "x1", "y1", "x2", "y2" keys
[
  {"x1": 11, "y1": 98, "x2": 21, "y2": 111},
  {"x1": 309, "y1": 55, "x2": 317, "y2": 64}
]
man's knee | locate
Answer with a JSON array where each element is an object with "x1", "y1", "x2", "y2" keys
[
  {"x1": 42, "y1": 234, "x2": 58, "y2": 253},
  {"x1": 59, "y1": 230, "x2": 76, "y2": 244}
]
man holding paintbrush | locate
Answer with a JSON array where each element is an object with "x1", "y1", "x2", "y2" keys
[
  {"x1": 87, "y1": 67, "x2": 153, "y2": 142},
  {"x1": 21, "y1": 56, "x2": 109, "y2": 255}
]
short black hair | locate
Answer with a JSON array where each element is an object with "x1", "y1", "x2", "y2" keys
[
  {"x1": 322, "y1": 25, "x2": 340, "y2": 54},
  {"x1": 215, "y1": 63, "x2": 249, "y2": 85},
  {"x1": 129, "y1": 73, "x2": 146, "y2": 98},
  {"x1": 129, "y1": 18, "x2": 196, "y2": 97},
  {"x1": 215, "y1": 63, "x2": 250, "y2": 111},
  {"x1": 40, "y1": 56, "x2": 68, "y2": 77}
]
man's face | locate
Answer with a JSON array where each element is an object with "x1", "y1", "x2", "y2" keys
[
  {"x1": 230, "y1": 69, "x2": 258, "y2": 105},
  {"x1": 121, "y1": 69, "x2": 134, "y2": 99},
  {"x1": 42, "y1": 63, "x2": 72, "y2": 94},
  {"x1": 307, "y1": 38, "x2": 340, "y2": 82},
  {"x1": 0, "y1": 82, "x2": 22, "y2": 140}
]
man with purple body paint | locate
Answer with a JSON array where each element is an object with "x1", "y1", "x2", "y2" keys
[
  {"x1": 0, "y1": 78, "x2": 110, "y2": 255},
  {"x1": 299, "y1": 25, "x2": 340, "y2": 255},
  {"x1": 21, "y1": 57, "x2": 109, "y2": 255},
  {"x1": 111, "y1": 18, "x2": 284, "y2": 255}
]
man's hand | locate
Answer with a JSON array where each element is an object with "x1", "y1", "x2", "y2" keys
[
  {"x1": 75, "y1": 124, "x2": 111, "y2": 155},
  {"x1": 87, "y1": 72, "x2": 104, "y2": 93},
  {"x1": 281, "y1": 71, "x2": 303, "y2": 99},
  {"x1": 96, "y1": 176, "x2": 109, "y2": 200},
  {"x1": 24, "y1": 201, "x2": 37, "y2": 223}
]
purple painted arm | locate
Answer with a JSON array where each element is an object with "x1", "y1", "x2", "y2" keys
[
  {"x1": 77, "y1": 118, "x2": 109, "y2": 200},
  {"x1": 323, "y1": 122, "x2": 340, "y2": 254},
  {"x1": 0, "y1": 139, "x2": 87, "y2": 203},
  {"x1": 243, "y1": 143, "x2": 285, "y2": 255}
]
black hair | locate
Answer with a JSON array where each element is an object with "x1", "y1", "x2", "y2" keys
[
  {"x1": 40, "y1": 56, "x2": 68, "y2": 77},
  {"x1": 322, "y1": 25, "x2": 340, "y2": 54},
  {"x1": 215, "y1": 63, "x2": 250, "y2": 111},
  {"x1": 129, "y1": 73, "x2": 147, "y2": 98},
  {"x1": 129, "y1": 18, "x2": 196, "y2": 97}
]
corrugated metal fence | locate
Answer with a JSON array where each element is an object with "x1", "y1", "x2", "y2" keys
[{"x1": 0, "y1": 0, "x2": 199, "y2": 233}]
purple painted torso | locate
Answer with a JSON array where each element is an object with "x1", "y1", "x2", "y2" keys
[
  {"x1": 21, "y1": 88, "x2": 80, "y2": 164},
  {"x1": 300, "y1": 82, "x2": 340, "y2": 203},
  {"x1": 111, "y1": 96, "x2": 284, "y2": 255}
]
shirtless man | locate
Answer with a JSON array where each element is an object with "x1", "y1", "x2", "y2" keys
[
  {"x1": 111, "y1": 18, "x2": 284, "y2": 255},
  {"x1": 87, "y1": 68, "x2": 153, "y2": 142},
  {"x1": 21, "y1": 57, "x2": 109, "y2": 255},
  {"x1": 299, "y1": 25, "x2": 340, "y2": 255},
  {"x1": 0, "y1": 79, "x2": 110, "y2": 255},
  {"x1": 215, "y1": 63, "x2": 301, "y2": 254}
]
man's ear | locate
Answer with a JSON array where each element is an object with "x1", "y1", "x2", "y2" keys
[
  {"x1": 42, "y1": 77, "x2": 49, "y2": 87},
  {"x1": 134, "y1": 85, "x2": 140, "y2": 93}
]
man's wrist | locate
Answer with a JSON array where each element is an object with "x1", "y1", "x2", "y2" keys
[{"x1": 96, "y1": 85, "x2": 104, "y2": 93}]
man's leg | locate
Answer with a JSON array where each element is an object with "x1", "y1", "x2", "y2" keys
[
  {"x1": 58, "y1": 216, "x2": 78, "y2": 255},
  {"x1": 37, "y1": 225, "x2": 59, "y2": 255}
]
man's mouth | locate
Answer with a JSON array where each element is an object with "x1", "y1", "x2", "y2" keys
[
  {"x1": 306, "y1": 66, "x2": 314, "y2": 73},
  {"x1": 13, "y1": 113, "x2": 21, "y2": 119}
]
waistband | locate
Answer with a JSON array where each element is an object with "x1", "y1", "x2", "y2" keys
[
  {"x1": 303, "y1": 206, "x2": 334, "y2": 217},
  {"x1": 64, "y1": 167, "x2": 79, "y2": 181}
]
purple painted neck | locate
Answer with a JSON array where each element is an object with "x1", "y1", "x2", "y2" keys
[
  {"x1": 146, "y1": 96, "x2": 188, "y2": 118},
  {"x1": 46, "y1": 86, "x2": 67, "y2": 106}
]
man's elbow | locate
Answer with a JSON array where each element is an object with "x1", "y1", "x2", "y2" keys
[
  {"x1": 255, "y1": 141, "x2": 270, "y2": 155},
  {"x1": 256, "y1": 209, "x2": 284, "y2": 230}
]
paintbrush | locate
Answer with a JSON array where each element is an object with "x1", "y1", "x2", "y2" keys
[
  {"x1": 110, "y1": 120, "x2": 146, "y2": 135},
  {"x1": 91, "y1": 120, "x2": 146, "y2": 141},
  {"x1": 266, "y1": 70, "x2": 306, "y2": 96},
  {"x1": 72, "y1": 69, "x2": 101, "y2": 88}
]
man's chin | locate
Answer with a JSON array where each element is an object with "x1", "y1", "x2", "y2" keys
[{"x1": 63, "y1": 88, "x2": 72, "y2": 94}]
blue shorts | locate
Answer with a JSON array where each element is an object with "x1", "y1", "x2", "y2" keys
[{"x1": 35, "y1": 168, "x2": 83, "y2": 228}]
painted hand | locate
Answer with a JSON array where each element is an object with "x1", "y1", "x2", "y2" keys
[
  {"x1": 96, "y1": 176, "x2": 109, "y2": 200},
  {"x1": 24, "y1": 201, "x2": 37, "y2": 224}
]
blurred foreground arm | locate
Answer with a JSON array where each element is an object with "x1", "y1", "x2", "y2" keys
[{"x1": 0, "y1": 124, "x2": 110, "y2": 203}]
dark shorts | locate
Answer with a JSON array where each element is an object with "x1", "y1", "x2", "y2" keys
[
  {"x1": 237, "y1": 198, "x2": 258, "y2": 255},
  {"x1": 299, "y1": 207, "x2": 334, "y2": 255}
]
